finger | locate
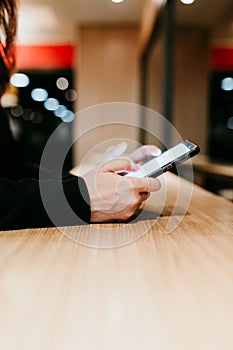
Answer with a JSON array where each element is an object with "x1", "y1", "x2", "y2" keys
[
  {"x1": 101, "y1": 157, "x2": 140, "y2": 173},
  {"x1": 101, "y1": 142, "x2": 128, "y2": 162},
  {"x1": 130, "y1": 145, "x2": 161, "y2": 163},
  {"x1": 129, "y1": 176, "x2": 161, "y2": 193}
]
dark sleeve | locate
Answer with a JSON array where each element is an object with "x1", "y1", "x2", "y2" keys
[{"x1": 0, "y1": 175, "x2": 91, "y2": 230}]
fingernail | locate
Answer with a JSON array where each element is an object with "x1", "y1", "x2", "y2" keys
[{"x1": 149, "y1": 149, "x2": 162, "y2": 156}]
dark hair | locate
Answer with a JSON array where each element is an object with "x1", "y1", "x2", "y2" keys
[{"x1": 0, "y1": 0, "x2": 18, "y2": 95}]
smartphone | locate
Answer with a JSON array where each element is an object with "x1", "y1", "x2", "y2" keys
[{"x1": 124, "y1": 139, "x2": 200, "y2": 178}]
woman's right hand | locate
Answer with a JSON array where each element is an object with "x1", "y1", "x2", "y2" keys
[{"x1": 82, "y1": 157, "x2": 161, "y2": 223}]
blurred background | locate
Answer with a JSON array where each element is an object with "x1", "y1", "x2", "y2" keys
[{"x1": 2, "y1": 0, "x2": 233, "y2": 196}]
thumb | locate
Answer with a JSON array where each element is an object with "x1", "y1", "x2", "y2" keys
[{"x1": 101, "y1": 157, "x2": 140, "y2": 174}]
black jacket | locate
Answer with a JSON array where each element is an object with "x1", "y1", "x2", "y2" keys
[{"x1": 0, "y1": 108, "x2": 90, "y2": 230}]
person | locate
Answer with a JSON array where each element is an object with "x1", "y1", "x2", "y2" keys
[{"x1": 0, "y1": 0, "x2": 161, "y2": 230}]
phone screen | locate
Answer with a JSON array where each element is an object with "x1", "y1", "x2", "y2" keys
[
  {"x1": 149, "y1": 142, "x2": 190, "y2": 166},
  {"x1": 124, "y1": 140, "x2": 199, "y2": 178}
]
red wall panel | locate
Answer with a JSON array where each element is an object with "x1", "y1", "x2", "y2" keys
[
  {"x1": 16, "y1": 44, "x2": 75, "y2": 69},
  {"x1": 211, "y1": 47, "x2": 233, "y2": 69}
]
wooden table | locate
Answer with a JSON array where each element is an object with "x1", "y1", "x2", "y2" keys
[{"x1": 0, "y1": 173, "x2": 233, "y2": 350}]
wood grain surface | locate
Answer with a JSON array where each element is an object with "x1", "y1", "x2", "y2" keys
[{"x1": 0, "y1": 173, "x2": 232, "y2": 350}]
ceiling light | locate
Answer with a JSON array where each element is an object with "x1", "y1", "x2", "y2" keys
[
  {"x1": 54, "y1": 105, "x2": 67, "y2": 118},
  {"x1": 65, "y1": 89, "x2": 77, "y2": 102},
  {"x1": 44, "y1": 98, "x2": 59, "y2": 111},
  {"x1": 10, "y1": 73, "x2": 30, "y2": 88},
  {"x1": 180, "y1": 0, "x2": 195, "y2": 4},
  {"x1": 221, "y1": 77, "x2": 233, "y2": 91},
  {"x1": 112, "y1": 0, "x2": 125, "y2": 3},
  {"x1": 1, "y1": 93, "x2": 18, "y2": 107},
  {"x1": 31, "y1": 88, "x2": 48, "y2": 102},
  {"x1": 61, "y1": 110, "x2": 75, "y2": 123},
  {"x1": 56, "y1": 77, "x2": 69, "y2": 90}
]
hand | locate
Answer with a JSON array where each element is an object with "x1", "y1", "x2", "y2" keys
[
  {"x1": 70, "y1": 142, "x2": 161, "y2": 177},
  {"x1": 99, "y1": 142, "x2": 161, "y2": 164},
  {"x1": 82, "y1": 157, "x2": 161, "y2": 223}
]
